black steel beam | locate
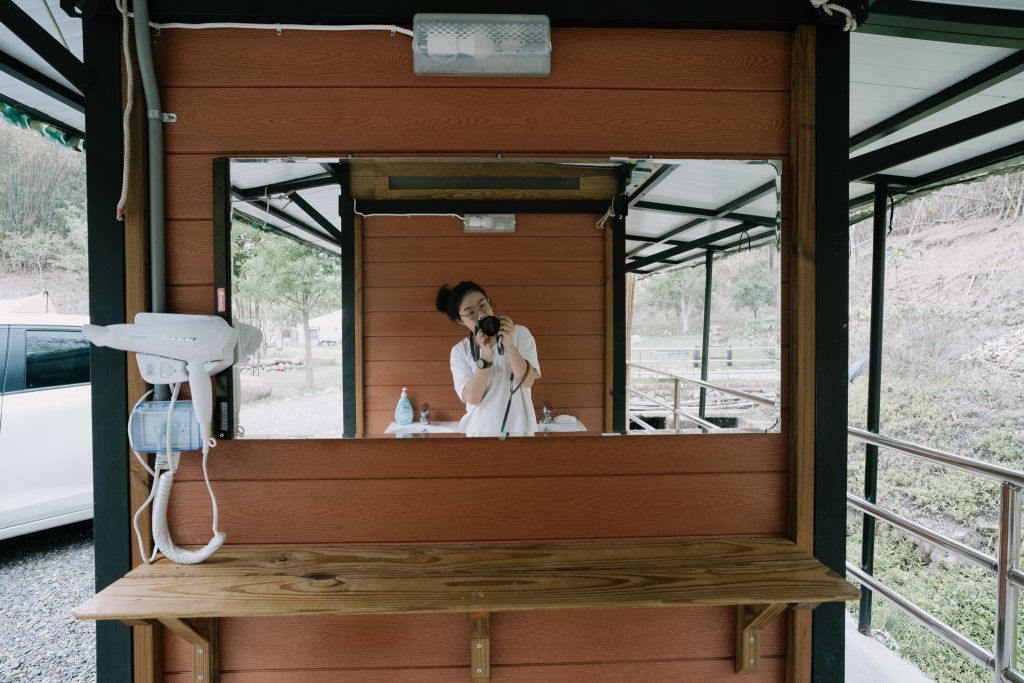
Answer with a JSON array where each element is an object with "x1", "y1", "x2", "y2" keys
[
  {"x1": 611, "y1": 169, "x2": 628, "y2": 433},
  {"x1": 231, "y1": 207, "x2": 340, "y2": 254},
  {"x1": 633, "y1": 201, "x2": 776, "y2": 227},
  {"x1": 234, "y1": 173, "x2": 337, "y2": 199},
  {"x1": 213, "y1": 158, "x2": 235, "y2": 440},
  {"x1": 0, "y1": 0, "x2": 91, "y2": 91},
  {"x1": 0, "y1": 91, "x2": 83, "y2": 137},
  {"x1": 627, "y1": 179, "x2": 778, "y2": 258},
  {"x1": 0, "y1": 48, "x2": 85, "y2": 111},
  {"x1": 698, "y1": 250, "x2": 713, "y2": 419},
  {"x1": 232, "y1": 190, "x2": 341, "y2": 247},
  {"x1": 849, "y1": 97, "x2": 1024, "y2": 181},
  {"x1": 355, "y1": 199, "x2": 610, "y2": 214},
  {"x1": 82, "y1": 2, "x2": 131, "y2": 680},
  {"x1": 812, "y1": 25, "x2": 851, "y2": 683},
  {"x1": 626, "y1": 222, "x2": 758, "y2": 272},
  {"x1": 658, "y1": 230, "x2": 776, "y2": 271},
  {"x1": 848, "y1": 138, "x2": 1024, "y2": 216},
  {"x1": 850, "y1": 51, "x2": 1024, "y2": 152},
  {"x1": 143, "y1": 1, "x2": 819, "y2": 28},
  {"x1": 287, "y1": 191, "x2": 345, "y2": 243},
  {"x1": 858, "y1": 180, "x2": 888, "y2": 633},
  {"x1": 338, "y1": 161, "x2": 357, "y2": 438},
  {"x1": 863, "y1": 0, "x2": 1024, "y2": 48}
]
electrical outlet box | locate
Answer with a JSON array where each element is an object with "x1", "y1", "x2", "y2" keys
[{"x1": 129, "y1": 401, "x2": 202, "y2": 453}]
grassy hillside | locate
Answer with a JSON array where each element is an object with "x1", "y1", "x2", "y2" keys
[{"x1": 846, "y1": 201, "x2": 1024, "y2": 681}]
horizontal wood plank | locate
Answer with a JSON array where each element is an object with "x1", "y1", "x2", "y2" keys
[
  {"x1": 363, "y1": 335, "x2": 604, "y2": 362},
  {"x1": 161, "y1": 88, "x2": 789, "y2": 156},
  {"x1": 363, "y1": 212, "x2": 605, "y2": 238},
  {"x1": 167, "y1": 221, "x2": 213, "y2": 286},
  {"x1": 176, "y1": 432, "x2": 787, "y2": 481},
  {"x1": 363, "y1": 358, "x2": 603, "y2": 387},
  {"x1": 363, "y1": 236, "x2": 603, "y2": 263},
  {"x1": 364, "y1": 260, "x2": 605, "y2": 288},
  {"x1": 162, "y1": 473, "x2": 788, "y2": 545},
  {"x1": 364, "y1": 311, "x2": 604, "y2": 337},
  {"x1": 163, "y1": 657, "x2": 785, "y2": 682},
  {"x1": 364, "y1": 285, "x2": 603, "y2": 313},
  {"x1": 162, "y1": 607, "x2": 783, "y2": 671},
  {"x1": 153, "y1": 28, "x2": 790, "y2": 91}
]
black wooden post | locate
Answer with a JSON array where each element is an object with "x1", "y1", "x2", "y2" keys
[{"x1": 82, "y1": 2, "x2": 132, "y2": 680}]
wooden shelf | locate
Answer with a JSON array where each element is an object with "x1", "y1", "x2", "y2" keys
[{"x1": 76, "y1": 538, "x2": 858, "y2": 682}]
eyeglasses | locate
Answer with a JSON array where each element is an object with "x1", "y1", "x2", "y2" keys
[{"x1": 460, "y1": 298, "x2": 492, "y2": 321}]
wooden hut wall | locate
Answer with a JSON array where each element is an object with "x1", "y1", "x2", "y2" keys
[{"x1": 153, "y1": 27, "x2": 794, "y2": 682}]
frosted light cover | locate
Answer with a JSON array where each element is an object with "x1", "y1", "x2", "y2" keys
[{"x1": 412, "y1": 14, "x2": 550, "y2": 76}]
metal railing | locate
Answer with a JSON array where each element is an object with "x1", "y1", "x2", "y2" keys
[
  {"x1": 625, "y1": 361, "x2": 776, "y2": 432},
  {"x1": 848, "y1": 426, "x2": 1024, "y2": 683}
]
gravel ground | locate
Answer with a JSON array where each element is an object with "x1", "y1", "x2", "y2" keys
[
  {"x1": 0, "y1": 521, "x2": 96, "y2": 682},
  {"x1": 239, "y1": 386, "x2": 345, "y2": 437}
]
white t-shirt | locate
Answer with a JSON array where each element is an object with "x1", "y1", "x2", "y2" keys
[{"x1": 450, "y1": 325, "x2": 541, "y2": 436}]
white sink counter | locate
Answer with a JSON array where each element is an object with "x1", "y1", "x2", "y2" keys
[{"x1": 384, "y1": 418, "x2": 587, "y2": 436}]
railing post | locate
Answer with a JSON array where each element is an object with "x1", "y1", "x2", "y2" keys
[
  {"x1": 859, "y1": 180, "x2": 888, "y2": 634},
  {"x1": 995, "y1": 483, "x2": 1021, "y2": 683},
  {"x1": 699, "y1": 249, "x2": 713, "y2": 419},
  {"x1": 673, "y1": 378, "x2": 680, "y2": 431}
]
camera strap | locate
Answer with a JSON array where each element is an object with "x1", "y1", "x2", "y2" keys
[{"x1": 499, "y1": 368, "x2": 529, "y2": 435}]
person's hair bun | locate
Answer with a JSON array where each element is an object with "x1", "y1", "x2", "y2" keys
[{"x1": 435, "y1": 285, "x2": 451, "y2": 314}]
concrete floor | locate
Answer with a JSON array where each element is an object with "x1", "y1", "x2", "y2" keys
[{"x1": 846, "y1": 611, "x2": 935, "y2": 683}]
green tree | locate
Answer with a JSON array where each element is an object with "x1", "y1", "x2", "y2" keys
[
  {"x1": 730, "y1": 258, "x2": 775, "y2": 319},
  {"x1": 639, "y1": 264, "x2": 706, "y2": 334},
  {"x1": 235, "y1": 227, "x2": 341, "y2": 388}
]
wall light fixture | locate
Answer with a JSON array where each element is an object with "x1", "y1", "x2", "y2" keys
[{"x1": 412, "y1": 14, "x2": 550, "y2": 76}]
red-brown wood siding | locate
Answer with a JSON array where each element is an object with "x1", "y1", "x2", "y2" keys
[{"x1": 152, "y1": 26, "x2": 792, "y2": 682}]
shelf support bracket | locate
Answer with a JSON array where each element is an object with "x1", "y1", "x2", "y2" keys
[
  {"x1": 736, "y1": 603, "x2": 787, "y2": 674},
  {"x1": 470, "y1": 612, "x2": 490, "y2": 682}
]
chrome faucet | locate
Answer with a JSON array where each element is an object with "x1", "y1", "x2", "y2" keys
[
  {"x1": 419, "y1": 402, "x2": 430, "y2": 425},
  {"x1": 542, "y1": 402, "x2": 553, "y2": 424}
]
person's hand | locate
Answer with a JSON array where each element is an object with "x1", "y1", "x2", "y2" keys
[
  {"x1": 475, "y1": 327, "x2": 496, "y2": 362},
  {"x1": 497, "y1": 316, "x2": 515, "y2": 338}
]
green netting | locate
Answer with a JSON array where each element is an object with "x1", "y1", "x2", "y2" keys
[{"x1": 0, "y1": 99, "x2": 85, "y2": 152}]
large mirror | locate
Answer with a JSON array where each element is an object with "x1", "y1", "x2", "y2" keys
[{"x1": 213, "y1": 157, "x2": 782, "y2": 439}]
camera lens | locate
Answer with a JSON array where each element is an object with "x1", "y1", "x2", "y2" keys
[{"x1": 477, "y1": 316, "x2": 501, "y2": 336}]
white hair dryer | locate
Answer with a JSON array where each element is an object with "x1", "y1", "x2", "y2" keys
[{"x1": 83, "y1": 313, "x2": 242, "y2": 564}]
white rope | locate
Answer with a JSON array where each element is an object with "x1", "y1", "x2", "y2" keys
[
  {"x1": 352, "y1": 198, "x2": 464, "y2": 220},
  {"x1": 595, "y1": 204, "x2": 617, "y2": 230},
  {"x1": 809, "y1": 0, "x2": 859, "y2": 32},
  {"x1": 115, "y1": 1, "x2": 134, "y2": 220}
]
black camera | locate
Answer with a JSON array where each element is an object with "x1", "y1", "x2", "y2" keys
[{"x1": 476, "y1": 315, "x2": 502, "y2": 337}]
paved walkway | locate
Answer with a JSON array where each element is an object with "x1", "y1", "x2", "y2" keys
[{"x1": 846, "y1": 611, "x2": 935, "y2": 682}]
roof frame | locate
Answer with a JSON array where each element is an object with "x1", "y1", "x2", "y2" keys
[
  {"x1": 141, "y1": 1, "x2": 820, "y2": 28},
  {"x1": 849, "y1": 96, "x2": 1024, "y2": 181},
  {"x1": 864, "y1": 0, "x2": 1024, "y2": 48},
  {"x1": 850, "y1": 50, "x2": 1024, "y2": 153},
  {"x1": 286, "y1": 190, "x2": 344, "y2": 243},
  {"x1": 0, "y1": 89, "x2": 83, "y2": 136},
  {"x1": 626, "y1": 221, "x2": 760, "y2": 272},
  {"x1": 0, "y1": 47, "x2": 84, "y2": 111},
  {"x1": 231, "y1": 188, "x2": 342, "y2": 247},
  {"x1": 233, "y1": 173, "x2": 337, "y2": 199},
  {"x1": 626, "y1": 179, "x2": 777, "y2": 258},
  {"x1": 0, "y1": 0, "x2": 90, "y2": 91}
]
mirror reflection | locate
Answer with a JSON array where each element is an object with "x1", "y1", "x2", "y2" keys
[{"x1": 218, "y1": 157, "x2": 781, "y2": 439}]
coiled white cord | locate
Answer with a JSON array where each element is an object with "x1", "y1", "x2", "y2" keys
[{"x1": 129, "y1": 383, "x2": 226, "y2": 564}]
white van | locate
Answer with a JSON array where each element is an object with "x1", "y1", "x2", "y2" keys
[{"x1": 0, "y1": 314, "x2": 92, "y2": 540}]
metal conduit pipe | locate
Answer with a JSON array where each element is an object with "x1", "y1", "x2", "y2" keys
[
  {"x1": 131, "y1": 0, "x2": 165, "y2": 315},
  {"x1": 846, "y1": 562, "x2": 994, "y2": 671},
  {"x1": 131, "y1": 0, "x2": 167, "y2": 399}
]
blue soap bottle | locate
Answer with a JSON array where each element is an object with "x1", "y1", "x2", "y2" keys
[{"x1": 395, "y1": 387, "x2": 414, "y2": 425}]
